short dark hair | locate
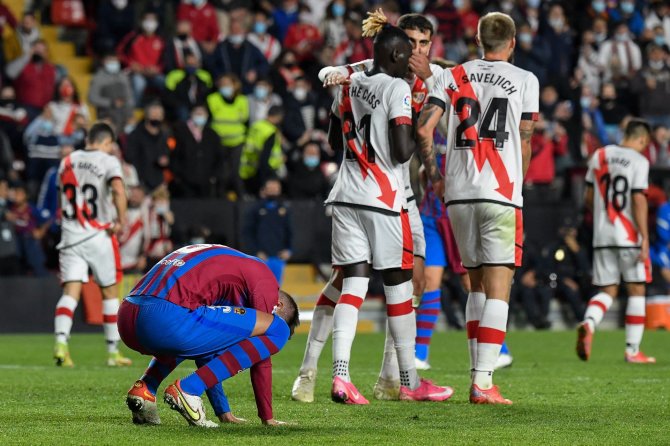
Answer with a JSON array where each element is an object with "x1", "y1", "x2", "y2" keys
[
  {"x1": 279, "y1": 290, "x2": 300, "y2": 332},
  {"x1": 87, "y1": 122, "x2": 116, "y2": 145},
  {"x1": 397, "y1": 14, "x2": 434, "y2": 37},
  {"x1": 268, "y1": 105, "x2": 284, "y2": 118},
  {"x1": 624, "y1": 118, "x2": 652, "y2": 140}
]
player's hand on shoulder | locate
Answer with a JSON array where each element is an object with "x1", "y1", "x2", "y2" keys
[
  {"x1": 262, "y1": 418, "x2": 293, "y2": 427},
  {"x1": 323, "y1": 72, "x2": 350, "y2": 87},
  {"x1": 218, "y1": 412, "x2": 247, "y2": 424}
]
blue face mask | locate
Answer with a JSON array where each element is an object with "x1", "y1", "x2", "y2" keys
[
  {"x1": 332, "y1": 3, "x2": 345, "y2": 17},
  {"x1": 410, "y1": 1, "x2": 425, "y2": 13},
  {"x1": 621, "y1": 2, "x2": 635, "y2": 14},
  {"x1": 42, "y1": 120, "x2": 53, "y2": 133},
  {"x1": 453, "y1": 0, "x2": 464, "y2": 9},
  {"x1": 580, "y1": 96, "x2": 592, "y2": 109},
  {"x1": 253, "y1": 21, "x2": 267, "y2": 34},
  {"x1": 518, "y1": 33, "x2": 533, "y2": 45},
  {"x1": 254, "y1": 86, "x2": 269, "y2": 100},
  {"x1": 220, "y1": 86, "x2": 234, "y2": 99},
  {"x1": 192, "y1": 115, "x2": 207, "y2": 127},
  {"x1": 592, "y1": 0, "x2": 606, "y2": 13},
  {"x1": 526, "y1": 0, "x2": 541, "y2": 8},
  {"x1": 655, "y1": 35, "x2": 667, "y2": 46},
  {"x1": 304, "y1": 156, "x2": 320, "y2": 168}
]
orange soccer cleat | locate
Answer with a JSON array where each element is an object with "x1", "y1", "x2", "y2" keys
[
  {"x1": 625, "y1": 351, "x2": 657, "y2": 364},
  {"x1": 469, "y1": 384, "x2": 513, "y2": 405},
  {"x1": 576, "y1": 322, "x2": 593, "y2": 361}
]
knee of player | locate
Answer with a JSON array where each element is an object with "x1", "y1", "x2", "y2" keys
[{"x1": 267, "y1": 315, "x2": 291, "y2": 351}]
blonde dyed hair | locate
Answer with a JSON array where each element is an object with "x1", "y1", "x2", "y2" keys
[
  {"x1": 362, "y1": 8, "x2": 389, "y2": 38},
  {"x1": 477, "y1": 12, "x2": 516, "y2": 53}
]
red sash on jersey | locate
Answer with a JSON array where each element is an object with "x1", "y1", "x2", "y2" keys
[
  {"x1": 594, "y1": 148, "x2": 638, "y2": 242},
  {"x1": 445, "y1": 65, "x2": 514, "y2": 200},
  {"x1": 338, "y1": 82, "x2": 397, "y2": 208},
  {"x1": 60, "y1": 155, "x2": 111, "y2": 231}
]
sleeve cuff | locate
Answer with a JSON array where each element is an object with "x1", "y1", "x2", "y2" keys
[
  {"x1": 427, "y1": 97, "x2": 446, "y2": 110},
  {"x1": 521, "y1": 112, "x2": 539, "y2": 121}
]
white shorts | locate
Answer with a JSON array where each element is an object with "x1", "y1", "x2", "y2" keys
[
  {"x1": 593, "y1": 248, "x2": 651, "y2": 286},
  {"x1": 331, "y1": 205, "x2": 413, "y2": 271},
  {"x1": 447, "y1": 202, "x2": 522, "y2": 269},
  {"x1": 59, "y1": 232, "x2": 122, "y2": 287},
  {"x1": 407, "y1": 198, "x2": 426, "y2": 259}
]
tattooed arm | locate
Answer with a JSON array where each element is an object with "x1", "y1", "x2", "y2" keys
[
  {"x1": 416, "y1": 102, "x2": 445, "y2": 183},
  {"x1": 519, "y1": 119, "x2": 536, "y2": 178}
]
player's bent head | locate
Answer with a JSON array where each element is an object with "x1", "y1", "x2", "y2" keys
[
  {"x1": 277, "y1": 290, "x2": 300, "y2": 338},
  {"x1": 87, "y1": 121, "x2": 116, "y2": 150},
  {"x1": 477, "y1": 12, "x2": 516, "y2": 54},
  {"x1": 374, "y1": 26, "x2": 413, "y2": 77},
  {"x1": 623, "y1": 118, "x2": 652, "y2": 151}
]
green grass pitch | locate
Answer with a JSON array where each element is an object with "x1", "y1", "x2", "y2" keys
[{"x1": 0, "y1": 330, "x2": 668, "y2": 445}]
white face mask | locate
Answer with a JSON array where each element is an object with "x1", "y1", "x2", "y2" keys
[
  {"x1": 142, "y1": 20, "x2": 158, "y2": 34},
  {"x1": 549, "y1": 18, "x2": 564, "y2": 30},
  {"x1": 293, "y1": 87, "x2": 307, "y2": 102},
  {"x1": 111, "y1": 0, "x2": 128, "y2": 9},
  {"x1": 650, "y1": 60, "x2": 665, "y2": 70},
  {"x1": 104, "y1": 60, "x2": 121, "y2": 73},
  {"x1": 228, "y1": 34, "x2": 245, "y2": 45}
]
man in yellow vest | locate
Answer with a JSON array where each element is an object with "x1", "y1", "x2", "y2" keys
[{"x1": 239, "y1": 105, "x2": 285, "y2": 195}]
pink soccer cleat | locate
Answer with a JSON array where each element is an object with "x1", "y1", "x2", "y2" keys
[
  {"x1": 469, "y1": 384, "x2": 513, "y2": 405},
  {"x1": 331, "y1": 377, "x2": 369, "y2": 405},
  {"x1": 625, "y1": 351, "x2": 657, "y2": 364},
  {"x1": 399, "y1": 378, "x2": 454, "y2": 402},
  {"x1": 576, "y1": 322, "x2": 593, "y2": 361}
]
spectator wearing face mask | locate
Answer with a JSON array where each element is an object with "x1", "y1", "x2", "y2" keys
[
  {"x1": 271, "y1": 0, "x2": 301, "y2": 43},
  {"x1": 5, "y1": 11, "x2": 40, "y2": 65},
  {"x1": 646, "y1": 124, "x2": 670, "y2": 166},
  {"x1": 576, "y1": 0, "x2": 612, "y2": 36},
  {"x1": 248, "y1": 9, "x2": 282, "y2": 64},
  {"x1": 269, "y1": 50, "x2": 304, "y2": 98},
  {"x1": 176, "y1": 0, "x2": 220, "y2": 54},
  {"x1": 576, "y1": 30, "x2": 606, "y2": 96},
  {"x1": 579, "y1": 84, "x2": 608, "y2": 147},
  {"x1": 649, "y1": 24, "x2": 669, "y2": 53},
  {"x1": 207, "y1": 73, "x2": 248, "y2": 197},
  {"x1": 23, "y1": 107, "x2": 61, "y2": 186},
  {"x1": 598, "y1": 22, "x2": 642, "y2": 85},
  {"x1": 599, "y1": 82, "x2": 630, "y2": 144},
  {"x1": 94, "y1": 0, "x2": 136, "y2": 54},
  {"x1": 88, "y1": 53, "x2": 134, "y2": 133},
  {"x1": 610, "y1": 0, "x2": 645, "y2": 38},
  {"x1": 248, "y1": 78, "x2": 282, "y2": 124},
  {"x1": 281, "y1": 76, "x2": 320, "y2": 145},
  {"x1": 163, "y1": 19, "x2": 203, "y2": 73},
  {"x1": 515, "y1": 22, "x2": 550, "y2": 87},
  {"x1": 145, "y1": 185, "x2": 174, "y2": 267},
  {"x1": 240, "y1": 105, "x2": 285, "y2": 196},
  {"x1": 288, "y1": 141, "x2": 329, "y2": 200},
  {"x1": 541, "y1": 4, "x2": 575, "y2": 92},
  {"x1": 524, "y1": 113, "x2": 569, "y2": 186},
  {"x1": 645, "y1": 0, "x2": 670, "y2": 45},
  {"x1": 208, "y1": 6, "x2": 269, "y2": 94},
  {"x1": 170, "y1": 104, "x2": 223, "y2": 198},
  {"x1": 125, "y1": 102, "x2": 170, "y2": 191},
  {"x1": 48, "y1": 77, "x2": 90, "y2": 137},
  {"x1": 321, "y1": 0, "x2": 347, "y2": 48},
  {"x1": 283, "y1": 4, "x2": 323, "y2": 63},
  {"x1": 6, "y1": 39, "x2": 56, "y2": 119},
  {"x1": 116, "y1": 11, "x2": 166, "y2": 106},
  {"x1": 163, "y1": 51, "x2": 212, "y2": 121},
  {"x1": 242, "y1": 177, "x2": 292, "y2": 284},
  {"x1": 632, "y1": 44, "x2": 670, "y2": 129},
  {"x1": 0, "y1": 86, "x2": 28, "y2": 148}
]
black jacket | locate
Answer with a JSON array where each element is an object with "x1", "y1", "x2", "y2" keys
[
  {"x1": 242, "y1": 199, "x2": 292, "y2": 256},
  {"x1": 125, "y1": 124, "x2": 170, "y2": 191},
  {"x1": 170, "y1": 122, "x2": 223, "y2": 197}
]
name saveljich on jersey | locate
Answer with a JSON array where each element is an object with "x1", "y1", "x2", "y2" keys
[
  {"x1": 449, "y1": 71, "x2": 518, "y2": 96},
  {"x1": 349, "y1": 85, "x2": 381, "y2": 109}
]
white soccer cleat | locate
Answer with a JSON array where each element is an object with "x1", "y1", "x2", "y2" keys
[
  {"x1": 495, "y1": 353, "x2": 514, "y2": 370},
  {"x1": 373, "y1": 376, "x2": 400, "y2": 400},
  {"x1": 291, "y1": 369, "x2": 316, "y2": 403},
  {"x1": 415, "y1": 357, "x2": 431, "y2": 370},
  {"x1": 164, "y1": 380, "x2": 218, "y2": 428}
]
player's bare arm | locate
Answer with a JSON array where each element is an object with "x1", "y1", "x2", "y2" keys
[
  {"x1": 110, "y1": 177, "x2": 127, "y2": 234},
  {"x1": 519, "y1": 119, "x2": 536, "y2": 178},
  {"x1": 416, "y1": 102, "x2": 444, "y2": 183},
  {"x1": 390, "y1": 122, "x2": 416, "y2": 163},
  {"x1": 632, "y1": 191, "x2": 649, "y2": 261},
  {"x1": 584, "y1": 184, "x2": 594, "y2": 211}
]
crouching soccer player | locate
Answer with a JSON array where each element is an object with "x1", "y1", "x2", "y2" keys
[{"x1": 118, "y1": 244, "x2": 300, "y2": 427}]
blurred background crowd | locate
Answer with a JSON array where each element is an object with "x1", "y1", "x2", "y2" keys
[{"x1": 2, "y1": 0, "x2": 670, "y2": 329}]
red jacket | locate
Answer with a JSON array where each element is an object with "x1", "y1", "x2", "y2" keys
[
  {"x1": 176, "y1": 3, "x2": 220, "y2": 43},
  {"x1": 525, "y1": 132, "x2": 568, "y2": 184},
  {"x1": 117, "y1": 31, "x2": 165, "y2": 71},
  {"x1": 14, "y1": 62, "x2": 57, "y2": 109},
  {"x1": 283, "y1": 23, "x2": 322, "y2": 61}
]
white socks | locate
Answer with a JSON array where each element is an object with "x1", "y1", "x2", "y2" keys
[
  {"x1": 583, "y1": 292, "x2": 613, "y2": 332},
  {"x1": 385, "y1": 280, "x2": 419, "y2": 390},
  {"x1": 54, "y1": 295, "x2": 78, "y2": 344},
  {"x1": 473, "y1": 299, "x2": 508, "y2": 390},
  {"x1": 465, "y1": 292, "x2": 486, "y2": 371},
  {"x1": 332, "y1": 277, "x2": 369, "y2": 382},
  {"x1": 102, "y1": 298, "x2": 121, "y2": 354},
  {"x1": 379, "y1": 320, "x2": 399, "y2": 381},
  {"x1": 625, "y1": 296, "x2": 646, "y2": 355},
  {"x1": 300, "y1": 283, "x2": 339, "y2": 372}
]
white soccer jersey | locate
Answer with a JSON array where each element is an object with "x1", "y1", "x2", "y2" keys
[
  {"x1": 429, "y1": 59, "x2": 539, "y2": 208},
  {"x1": 320, "y1": 60, "x2": 443, "y2": 201},
  {"x1": 57, "y1": 149, "x2": 123, "y2": 248},
  {"x1": 326, "y1": 72, "x2": 412, "y2": 213},
  {"x1": 586, "y1": 145, "x2": 649, "y2": 248}
]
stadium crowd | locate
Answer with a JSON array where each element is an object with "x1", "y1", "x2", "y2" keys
[{"x1": 1, "y1": 0, "x2": 670, "y2": 328}]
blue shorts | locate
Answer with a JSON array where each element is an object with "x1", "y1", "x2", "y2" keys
[
  {"x1": 422, "y1": 215, "x2": 448, "y2": 268},
  {"x1": 119, "y1": 296, "x2": 257, "y2": 359}
]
